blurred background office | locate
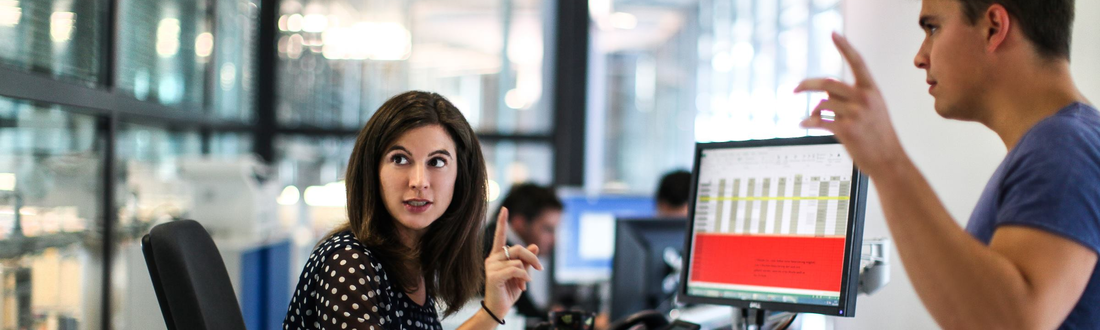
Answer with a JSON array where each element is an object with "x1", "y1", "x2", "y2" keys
[{"x1": 0, "y1": 0, "x2": 1098, "y2": 329}]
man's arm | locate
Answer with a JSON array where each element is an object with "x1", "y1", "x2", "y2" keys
[
  {"x1": 874, "y1": 160, "x2": 1096, "y2": 329},
  {"x1": 797, "y1": 33, "x2": 1097, "y2": 329}
]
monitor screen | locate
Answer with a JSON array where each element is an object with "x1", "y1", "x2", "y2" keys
[
  {"x1": 679, "y1": 136, "x2": 867, "y2": 317},
  {"x1": 555, "y1": 194, "x2": 655, "y2": 284}
]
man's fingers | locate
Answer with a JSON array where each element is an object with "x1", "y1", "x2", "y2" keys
[
  {"x1": 801, "y1": 108, "x2": 837, "y2": 132},
  {"x1": 832, "y1": 32, "x2": 876, "y2": 88},
  {"x1": 795, "y1": 78, "x2": 857, "y2": 101},
  {"x1": 801, "y1": 108, "x2": 822, "y2": 127},
  {"x1": 526, "y1": 244, "x2": 540, "y2": 257},
  {"x1": 800, "y1": 116, "x2": 836, "y2": 131},
  {"x1": 814, "y1": 98, "x2": 853, "y2": 118},
  {"x1": 507, "y1": 245, "x2": 543, "y2": 271},
  {"x1": 492, "y1": 207, "x2": 509, "y2": 250}
]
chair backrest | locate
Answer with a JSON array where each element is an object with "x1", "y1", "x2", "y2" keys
[{"x1": 142, "y1": 219, "x2": 247, "y2": 330}]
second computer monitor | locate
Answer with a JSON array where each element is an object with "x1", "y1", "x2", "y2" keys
[
  {"x1": 678, "y1": 136, "x2": 868, "y2": 317},
  {"x1": 555, "y1": 194, "x2": 656, "y2": 284},
  {"x1": 610, "y1": 217, "x2": 688, "y2": 321}
]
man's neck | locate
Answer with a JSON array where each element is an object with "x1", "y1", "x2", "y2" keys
[{"x1": 980, "y1": 61, "x2": 1088, "y2": 150}]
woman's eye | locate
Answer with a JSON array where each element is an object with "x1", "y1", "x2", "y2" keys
[
  {"x1": 429, "y1": 158, "x2": 446, "y2": 168},
  {"x1": 391, "y1": 155, "x2": 409, "y2": 165}
]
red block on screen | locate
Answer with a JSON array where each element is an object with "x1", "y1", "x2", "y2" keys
[{"x1": 690, "y1": 234, "x2": 846, "y2": 292}]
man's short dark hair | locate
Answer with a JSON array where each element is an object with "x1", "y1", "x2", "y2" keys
[
  {"x1": 956, "y1": 0, "x2": 1073, "y2": 60},
  {"x1": 497, "y1": 183, "x2": 563, "y2": 224},
  {"x1": 656, "y1": 170, "x2": 692, "y2": 207}
]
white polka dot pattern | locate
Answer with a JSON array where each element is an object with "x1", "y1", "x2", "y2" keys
[{"x1": 283, "y1": 231, "x2": 442, "y2": 330}]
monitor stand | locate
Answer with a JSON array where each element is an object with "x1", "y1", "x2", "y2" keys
[{"x1": 731, "y1": 308, "x2": 799, "y2": 330}]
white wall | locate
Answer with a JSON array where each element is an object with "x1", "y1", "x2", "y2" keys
[{"x1": 834, "y1": 0, "x2": 1100, "y2": 329}]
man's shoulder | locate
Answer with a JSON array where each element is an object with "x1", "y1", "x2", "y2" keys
[
  {"x1": 1013, "y1": 104, "x2": 1100, "y2": 162},
  {"x1": 1026, "y1": 103, "x2": 1100, "y2": 142},
  {"x1": 982, "y1": 105, "x2": 1100, "y2": 256}
]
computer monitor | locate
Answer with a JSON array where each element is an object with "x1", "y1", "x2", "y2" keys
[
  {"x1": 678, "y1": 136, "x2": 868, "y2": 317},
  {"x1": 610, "y1": 217, "x2": 688, "y2": 321},
  {"x1": 555, "y1": 194, "x2": 655, "y2": 284}
]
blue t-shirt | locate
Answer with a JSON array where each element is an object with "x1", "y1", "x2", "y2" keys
[{"x1": 967, "y1": 102, "x2": 1100, "y2": 329}]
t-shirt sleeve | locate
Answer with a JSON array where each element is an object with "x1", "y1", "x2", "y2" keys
[
  {"x1": 314, "y1": 245, "x2": 390, "y2": 330},
  {"x1": 996, "y1": 120, "x2": 1100, "y2": 255}
]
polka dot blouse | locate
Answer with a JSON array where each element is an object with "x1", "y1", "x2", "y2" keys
[{"x1": 284, "y1": 231, "x2": 442, "y2": 330}]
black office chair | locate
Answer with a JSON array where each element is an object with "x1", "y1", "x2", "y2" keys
[{"x1": 142, "y1": 219, "x2": 247, "y2": 330}]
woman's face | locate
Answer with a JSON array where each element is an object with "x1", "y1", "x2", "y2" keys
[{"x1": 378, "y1": 124, "x2": 458, "y2": 241}]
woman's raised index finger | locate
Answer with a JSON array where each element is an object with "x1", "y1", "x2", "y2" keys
[{"x1": 493, "y1": 207, "x2": 509, "y2": 250}]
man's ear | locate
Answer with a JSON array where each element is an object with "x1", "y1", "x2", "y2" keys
[{"x1": 984, "y1": 4, "x2": 1011, "y2": 53}]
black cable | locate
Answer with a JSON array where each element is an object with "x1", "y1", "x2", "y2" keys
[
  {"x1": 740, "y1": 308, "x2": 749, "y2": 330},
  {"x1": 777, "y1": 313, "x2": 797, "y2": 330}
]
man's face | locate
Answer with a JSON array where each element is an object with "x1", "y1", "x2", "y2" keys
[
  {"x1": 513, "y1": 209, "x2": 562, "y2": 257},
  {"x1": 914, "y1": 0, "x2": 991, "y2": 120}
]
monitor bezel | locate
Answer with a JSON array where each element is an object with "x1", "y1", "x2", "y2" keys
[{"x1": 677, "y1": 135, "x2": 868, "y2": 317}]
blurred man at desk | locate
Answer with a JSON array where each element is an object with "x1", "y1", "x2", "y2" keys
[{"x1": 655, "y1": 170, "x2": 692, "y2": 218}]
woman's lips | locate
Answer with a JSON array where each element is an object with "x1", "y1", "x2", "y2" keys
[{"x1": 403, "y1": 200, "x2": 432, "y2": 213}]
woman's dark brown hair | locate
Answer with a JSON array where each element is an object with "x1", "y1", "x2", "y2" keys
[{"x1": 330, "y1": 90, "x2": 487, "y2": 316}]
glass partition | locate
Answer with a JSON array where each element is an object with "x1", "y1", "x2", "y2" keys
[{"x1": 0, "y1": 95, "x2": 104, "y2": 330}]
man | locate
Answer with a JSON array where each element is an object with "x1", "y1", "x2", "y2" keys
[
  {"x1": 655, "y1": 170, "x2": 692, "y2": 218},
  {"x1": 796, "y1": 0, "x2": 1098, "y2": 328},
  {"x1": 482, "y1": 183, "x2": 563, "y2": 320}
]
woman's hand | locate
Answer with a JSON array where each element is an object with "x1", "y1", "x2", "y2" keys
[{"x1": 483, "y1": 207, "x2": 543, "y2": 318}]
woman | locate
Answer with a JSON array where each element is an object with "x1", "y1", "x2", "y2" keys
[{"x1": 284, "y1": 91, "x2": 542, "y2": 330}]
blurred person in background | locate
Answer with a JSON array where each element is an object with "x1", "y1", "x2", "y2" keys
[{"x1": 655, "y1": 170, "x2": 692, "y2": 218}]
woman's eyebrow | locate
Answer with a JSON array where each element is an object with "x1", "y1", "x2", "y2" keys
[{"x1": 387, "y1": 146, "x2": 451, "y2": 158}]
